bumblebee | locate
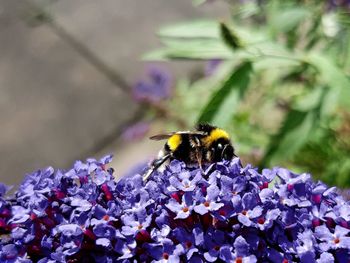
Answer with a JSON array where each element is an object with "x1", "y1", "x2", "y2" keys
[{"x1": 143, "y1": 124, "x2": 236, "y2": 181}]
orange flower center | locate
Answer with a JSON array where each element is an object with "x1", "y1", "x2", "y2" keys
[
  {"x1": 258, "y1": 217, "x2": 265, "y2": 224},
  {"x1": 185, "y1": 241, "x2": 192, "y2": 248}
]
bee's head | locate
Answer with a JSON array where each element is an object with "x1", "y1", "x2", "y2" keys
[
  {"x1": 222, "y1": 144, "x2": 235, "y2": 160},
  {"x1": 202, "y1": 127, "x2": 236, "y2": 162},
  {"x1": 211, "y1": 138, "x2": 236, "y2": 162}
]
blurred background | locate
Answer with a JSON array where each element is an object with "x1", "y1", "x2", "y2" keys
[
  {"x1": 1, "y1": 0, "x2": 350, "y2": 190},
  {"x1": 0, "y1": 0, "x2": 228, "y2": 185}
]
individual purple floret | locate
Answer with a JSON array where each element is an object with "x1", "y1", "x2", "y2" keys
[
  {"x1": 166, "y1": 192, "x2": 196, "y2": 219},
  {"x1": 0, "y1": 155, "x2": 350, "y2": 262},
  {"x1": 132, "y1": 66, "x2": 172, "y2": 104},
  {"x1": 205, "y1": 59, "x2": 222, "y2": 76},
  {"x1": 194, "y1": 185, "x2": 224, "y2": 215},
  {"x1": 121, "y1": 121, "x2": 150, "y2": 142},
  {"x1": 167, "y1": 171, "x2": 202, "y2": 192},
  {"x1": 202, "y1": 228, "x2": 226, "y2": 262},
  {"x1": 315, "y1": 225, "x2": 350, "y2": 250}
]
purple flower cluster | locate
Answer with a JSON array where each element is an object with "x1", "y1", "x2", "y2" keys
[
  {"x1": 1, "y1": 156, "x2": 350, "y2": 262},
  {"x1": 132, "y1": 66, "x2": 172, "y2": 104},
  {"x1": 121, "y1": 121, "x2": 150, "y2": 142},
  {"x1": 205, "y1": 59, "x2": 222, "y2": 76}
]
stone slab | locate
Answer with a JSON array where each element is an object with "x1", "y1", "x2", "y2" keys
[
  {"x1": 0, "y1": 0, "x2": 138, "y2": 186},
  {"x1": 47, "y1": 0, "x2": 229, "y2": 84}
]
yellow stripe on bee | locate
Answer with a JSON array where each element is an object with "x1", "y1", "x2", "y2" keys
[
  {"x1": 203, "y1": 128, "x2": 230, "y2": 146},
  {"x1": 167, "y1": 134, "x2": 182, "y2": 151}
]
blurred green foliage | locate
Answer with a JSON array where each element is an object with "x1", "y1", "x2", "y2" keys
[{"x1": 144, "y1": 0, "x2": 350, "y2": 187}]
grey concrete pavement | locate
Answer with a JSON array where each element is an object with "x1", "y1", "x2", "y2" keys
[
  {"x1": 48, "y1": 0, "x2": 229, "y2": 84},
  {"x1": 0, "y1": 0, "x2": 139, "y2": 185},
  {"x1": 0, "y1": 0, "x2": 228, "y2": 186}
]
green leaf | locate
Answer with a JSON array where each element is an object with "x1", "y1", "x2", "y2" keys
[
  {"x1": 335, "y1": 158, "x2": 350, "y2": 187},
  {"x1": 161, "y1": 38, "x2": 220, "y2": 49},
  {"x1": 270, "y1": 7, "x2": 310, "y2": 33},
  {"x1": 293, "y1": 87, "x2": 324, "y2": 112},
  {"x1": 159, "y1": 19, "x2": 268, "y2": 44},
  {"x1": 175, "y1": 61, "x2": 237, "y2": 125},
  {"x1": 143, "y1": 38, "x2": 251, "y2": 60},
  {"x1": 262, "y1": 109, "x2": 317, "y2": 166},
  {"x1": 236, "y1": 2, "x2": 260, "y2": 19},
  {"x1": 196, "y1": 61, "x2": 252, "y2": 126},
  {"x1": 144, "y1": 20, "x2": 271, "y2": 61},
  {"x1": 306, "y1": 53, "x2": 350, "y2": 111},
  {"x1": 262, "y1": 79, "x2": 342, "y2": 167},
  {"x1": 142, "y1": 49, "x2": 171, "y2": 61},
  {"x1": 143, "y1": 46, "x2": 235, "y2": 61},
  {"x1": 337, "y1": 11, "x2": 350, "y2": 28},
  {"x1": 220, "y1": 22, "x2": 244, "y2": 51},
  {"x1": 158, "y1": 20, "x2": 219, "y2": 39}
]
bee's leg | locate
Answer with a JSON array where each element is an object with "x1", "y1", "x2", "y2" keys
[
  {"x1": 192, "y1": 137, "x2": 204, "y2": 174},
  {"x1": 195, "y1": 148, "x2": 204, "y2": 174},
  {"x1": 143, "y1": 154, "x2": 171, "y2": 182}
]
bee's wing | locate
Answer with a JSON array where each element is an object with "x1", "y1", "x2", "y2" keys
[
  {"x1": 149, "y1": 134, "x2": 174, "y2": 140},
  {"x1": 149, "y1": 131, "x2": 206, "y2": 141}
]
